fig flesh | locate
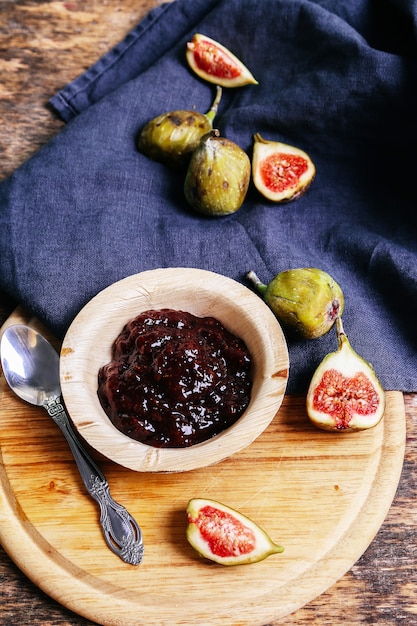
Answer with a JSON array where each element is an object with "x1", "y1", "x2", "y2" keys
[
  {"x1": 186, "y1": 33, "x2": 258, "y2": 88},
  {"x1": 184, "y1": 129, "x2": 251, "y2": 216},
  {"x1": 306, "y1": 317, "x2": 385, "y2": 432},
  {"x1": 246, "y1": 268, "x2": 344, "y2": 339},
  {"x1": 137, "y1": 86, "x2": 222, "y2": 169},
  {"x1": 252, "y1": 133, "x2": 316, "y2": 202},
  {"x1": 186, "y1": 498, "x2": 284, "y2": 566}
]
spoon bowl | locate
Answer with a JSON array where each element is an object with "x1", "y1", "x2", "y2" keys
[{"x1": 1, "y1": 324, "x2": 60, "y2": 405}]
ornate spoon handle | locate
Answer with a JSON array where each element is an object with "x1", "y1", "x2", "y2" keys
[{"x1": 43, "y1": 396, "x2": 144, "y2": 565}]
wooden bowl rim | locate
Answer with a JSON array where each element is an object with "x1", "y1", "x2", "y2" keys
[{"x1": 60, "y1": 268, "x2": 289, "y2": 472}]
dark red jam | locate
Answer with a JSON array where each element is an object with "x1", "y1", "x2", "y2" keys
[{"x1": 97, "y1": 309, "x2": 252, "y2": 448}]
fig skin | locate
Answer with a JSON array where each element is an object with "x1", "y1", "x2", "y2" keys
[
  {"x1": 137, "y1": 86, "x2": 222, "y2": 170},
  {"x1": 184, "y1": 129, "x2": 251, "y2": 216},
  {"x1": 246, "y1": 268, "x2": 344, "y2": 339},
  {"x1": 306, "y1": 317, "x2": 385, "y2": 432},
  {"x1": 186, "y1": 498, "x2": 284, "y2": 566},
  {"x1": 252, "y1": 133, "x2": 316, "y2": 202},
  {"x1": 186, "y1": 33, "x2": 258, "y2": 88}
]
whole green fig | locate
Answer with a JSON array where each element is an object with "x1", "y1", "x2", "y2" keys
[
  {"x1": 184, "y1": 129, "x2": 251, "y2": 216},
  {"x1": 137, "y1": 86, "x2": 222, "y2": 169},
  {"x1": 247, "y1": 268, "x2": 344, "y2": 339}
]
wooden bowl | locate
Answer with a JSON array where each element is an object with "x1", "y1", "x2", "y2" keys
[{"x1": 60, "y1": 268, "x2": 289, "y2": 472}]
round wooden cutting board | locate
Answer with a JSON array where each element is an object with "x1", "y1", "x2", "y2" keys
[{"x1": 0, "y1": 309, "x2": 406, "y2": 626}]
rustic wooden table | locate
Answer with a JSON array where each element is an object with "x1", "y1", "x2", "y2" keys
[{"x1": 0, "y1": 2, "x2": 416, "y2": 625}]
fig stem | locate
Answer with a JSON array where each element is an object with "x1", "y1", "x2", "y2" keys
[
  {"x1": 246, "y1": 270, "x2": 268, "y2": 296},
  {"x1": 205, "y1": 85, "x2": 223, "y2": 124},
  {"x1": 335, "y1": 316, "x2": 347, "y2": 347},
  {"x1": 253, "y1": 132, "x2": 270, "y2": 145}
]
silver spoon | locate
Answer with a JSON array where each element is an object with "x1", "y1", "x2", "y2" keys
[{"x1": 0, "y1": 323, "x2": 144, "y2": 565}]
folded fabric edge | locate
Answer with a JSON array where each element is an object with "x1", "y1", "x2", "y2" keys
[
  {"x1": 49, "y1": 0, "x2": 223, "y2": 122},
  {"x1": 48, "y1": 2, "x2": 173, "y2": 122}
]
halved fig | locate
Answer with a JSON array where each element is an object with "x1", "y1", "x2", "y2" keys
[
  {"x1": 306, "y1": 318, "x2": 385, "y2": 432},
  {"x1": 186, "y1": 498, "x2": 284, "y2": 566},
  {"x1": 252, "y1": 133, "x2": 316, "y2": 202},
  {"x1": 186, "y1": 33, "x2": 258, "y2": 88}
]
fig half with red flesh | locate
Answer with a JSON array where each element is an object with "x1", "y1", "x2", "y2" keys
[
  {"x1": 252, "y1": 133, "x2": 316, "y2": 202},
  {"x1": 306, "y1": 318, "x2": 385, "y2": 432},
  {"x1": 186, "y1": 33, "x2": 258, "y2": 88},
  {"x1": 186, "y1": 498, "x2": 284, "y2": 566}
]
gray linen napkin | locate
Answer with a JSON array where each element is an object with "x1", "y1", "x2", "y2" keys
[{"x1": 1, "y1": 0, "x2": 417, "y2": 393}]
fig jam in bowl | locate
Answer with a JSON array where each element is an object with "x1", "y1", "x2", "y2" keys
[{"x1": 60, "y1": 268, "x2": 289, "y2": 472}]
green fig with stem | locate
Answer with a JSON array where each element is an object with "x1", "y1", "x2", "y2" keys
[
  {"x1": 246, "y1": 268, "x2": 344, "y2": 339},
  {"x1": 184, "y1": 129, "x2": 251, "y2": 216},
  {"x1": 137, "y1": 85, "x2": 222, "y2": 169}
]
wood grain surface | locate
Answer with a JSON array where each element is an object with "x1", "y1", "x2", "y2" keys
[
  {"x1": 0, "y1": 2, "x2": 416, "y2": 625},
  {"x1": 0, "y1": 307, "x2": 408, "y2": 626}
]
